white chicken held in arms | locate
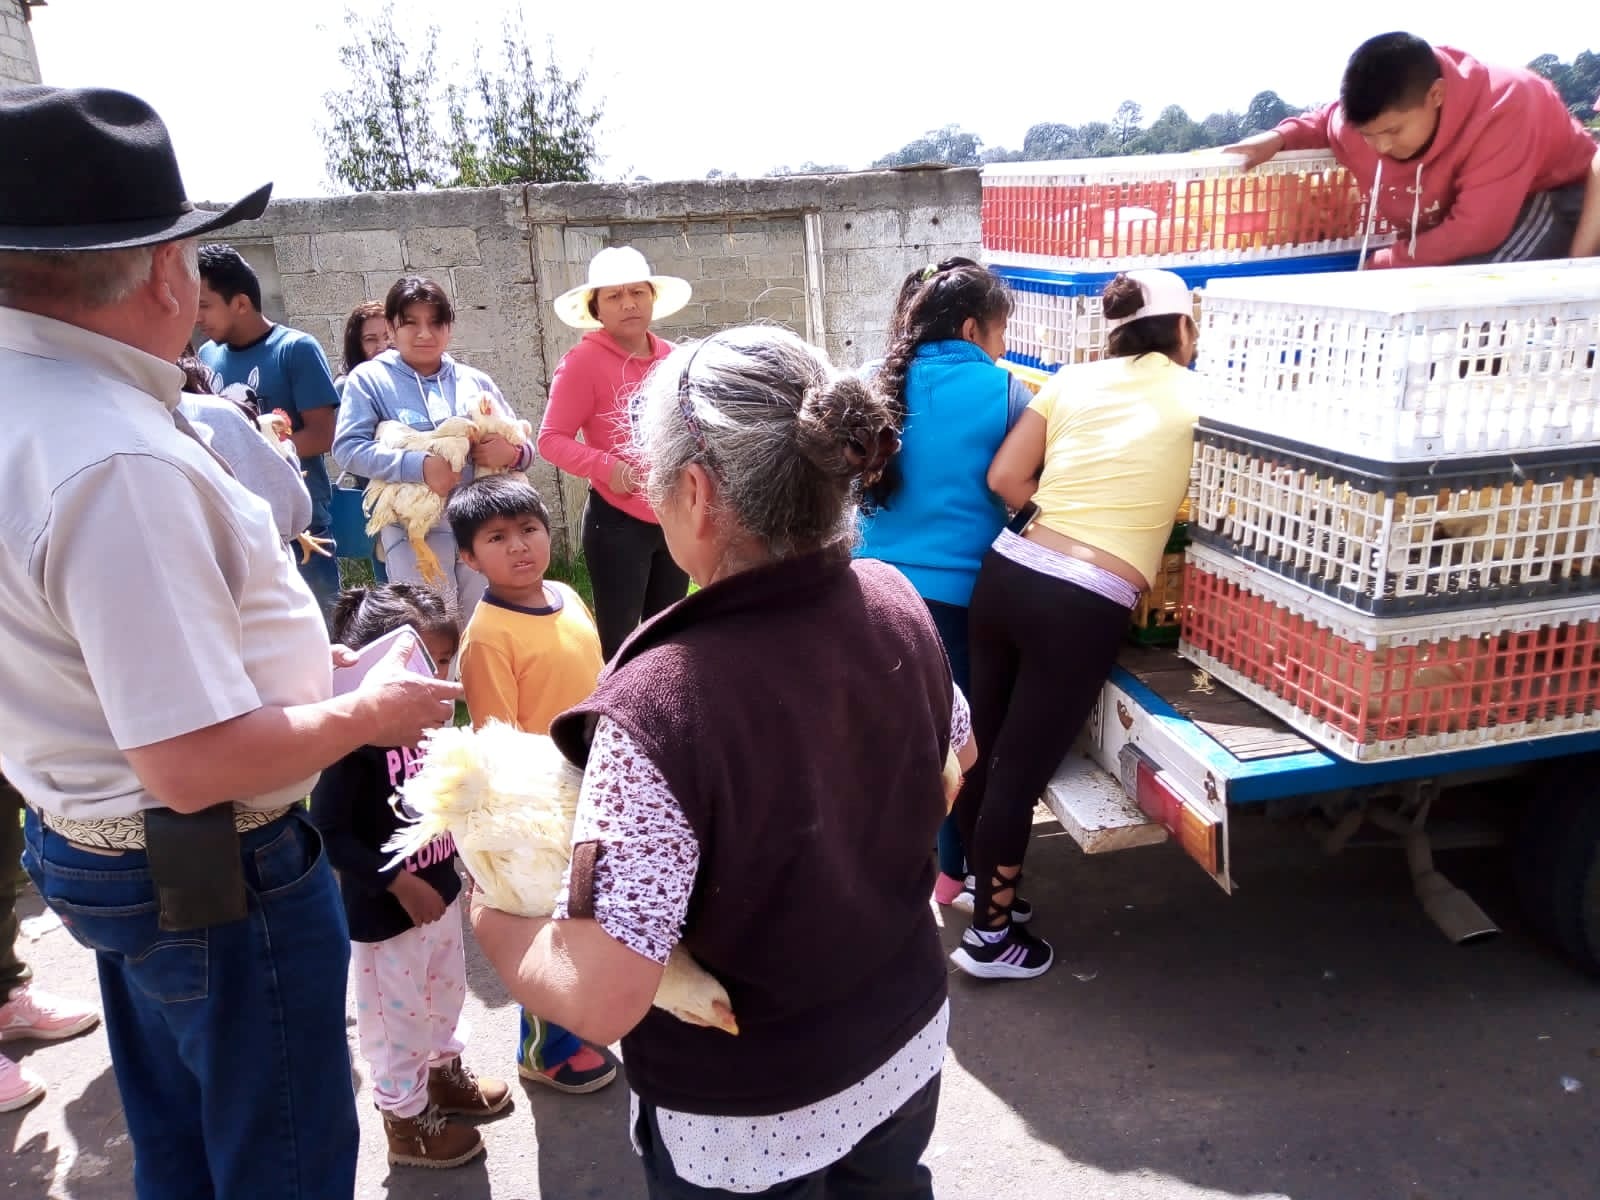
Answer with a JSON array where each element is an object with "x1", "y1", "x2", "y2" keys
[
  {"x1": 383, "y1": 722, "x2": 740, "y2": 1036},
  {"x1": 360, "y1": 416, "x2": 478, "y2": 587},
  {"x1": 256, "y1": 408, "x2": 336, "y2": 565},
  {"x1": 361, "y1": 395, "x2": 532, "y2": 588}
]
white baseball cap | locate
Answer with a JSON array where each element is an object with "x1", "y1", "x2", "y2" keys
[{"x1": 1105, "y1": 269, "x2": 1193, "y2": 331}]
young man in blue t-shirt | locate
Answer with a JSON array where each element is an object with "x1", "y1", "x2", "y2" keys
[{"x1": 196, "y1": 244, "x2": 343, "y2": 618}]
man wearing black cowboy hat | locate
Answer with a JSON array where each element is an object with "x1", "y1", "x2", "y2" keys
[{"x1": 0, "y1": 86, "x2": 463, "y2": 1199}]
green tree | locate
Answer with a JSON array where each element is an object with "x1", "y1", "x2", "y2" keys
[
  {"x1": 872, "y1": 125, "x2": 983, "y2": 168},
  {"x1": 1133, "y1": 105, "x2": 1206, "y2": 153},
  {"x1": 1112, "y1": 100, "x2": 1144, "y2": 146},
  {"x1": 447, "y1": 17, "x2": 602, "y2": 186},
  {"x1": 320, "y1": 5, "x2": 602, "y2": 193},
  {"x1": 1243, "y1": 90, "x2": 1295, "y2": 134},
  {"x1": 1530, "y1": 50, "x2": 1600, "y2": 120},
  {"x1": 320, "y1": 3, "x2": 445, "y2": 192}
]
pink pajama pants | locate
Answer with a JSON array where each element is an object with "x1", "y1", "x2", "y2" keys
[{"x1": 351, "y1": 899, "x2": 469, "y2": 1118}]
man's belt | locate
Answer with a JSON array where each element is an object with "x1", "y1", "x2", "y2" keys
[{"x1": 36, "y1": 805, "x2": 293, "y2": 852}]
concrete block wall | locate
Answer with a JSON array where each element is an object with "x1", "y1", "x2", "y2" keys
[
  {"x1": 221, "y1": 168, "x2": 981, "y2": 551},
  {"x1": 0, "y1": 0, "x2": 40, "y2": 88}
]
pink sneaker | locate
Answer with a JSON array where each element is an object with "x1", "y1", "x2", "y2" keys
[
  {"x1": 0, "y1": 1052, "x2": 44, "y2": 1113},
  {"x1": 932, "y1": 872, "x2": 965, "y2": 906},
  {"x1": 0, "y1": 985, "x2": 100, "y2": 1043}
]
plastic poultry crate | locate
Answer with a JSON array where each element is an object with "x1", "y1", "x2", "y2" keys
[
  {"x1": 1129, "y1": 526, "x2": 1191, "y2": 645},
  {"x1": 997, "y1": 254, "x2": 1358, "y2": 371},
  {"x1": 981, "y1": 150, "x2": 1380, "y2": 269},
  {"x1": 1191, "y1": 422, "x2": 1600, "y2": 615},
  {"x1": 1196, "y1": 262, "x2": 1600, "y2": 461},
  {"x1": 1179, "y1": 543, "x2": 1600, "y2": 761}
]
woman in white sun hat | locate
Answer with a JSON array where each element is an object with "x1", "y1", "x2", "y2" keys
[{"x1": 537, "y1": 246, "x2": 695, "y2": 657}]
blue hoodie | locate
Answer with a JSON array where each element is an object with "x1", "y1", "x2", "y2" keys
[
  {"x1": 856, "y1": 340, "x2": 1016, "y2": 607},
  {"x1": 333, "y1": 349, "x2": 515, "y2": 491}
]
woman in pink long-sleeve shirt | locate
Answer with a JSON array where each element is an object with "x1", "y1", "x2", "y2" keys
[{"x1": 538, "y1": 247, "x2": 694, "y2": 657}]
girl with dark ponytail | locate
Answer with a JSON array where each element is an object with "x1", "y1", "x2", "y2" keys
[{"x1": 856, "y1": 257, "x2": 1031, "y2": 908}]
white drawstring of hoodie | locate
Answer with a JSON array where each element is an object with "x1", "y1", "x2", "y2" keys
[{"x1": 1358, "y1": 158, "x2": 1424, "y2": 269}]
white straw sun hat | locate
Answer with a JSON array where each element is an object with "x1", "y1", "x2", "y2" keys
[{"x1": 554, "y1": 246, "x2": 693, "y2": 330}]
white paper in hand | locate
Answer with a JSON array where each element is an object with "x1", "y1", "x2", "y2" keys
[{"x1": 331, "y1": 624, "x2": 437, "y2": 696}]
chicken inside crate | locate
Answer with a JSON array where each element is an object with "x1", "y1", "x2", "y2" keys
[{"x1": 1190, "y1": 422, "x2": 1600, "y2": 615}]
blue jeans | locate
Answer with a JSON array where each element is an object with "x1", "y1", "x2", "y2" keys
[
  {"x1": 924, "y1": 599, "x2": 970, "y2": 880},
  {"x1": 23, "y1": 808, "x2": 358, "y2": 1200}
]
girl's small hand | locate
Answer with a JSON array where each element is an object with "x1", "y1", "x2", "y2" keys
[
  {"x1": 422, "y1": 454, "x2": 461, "y2": 497},
  {"x1": 390, "y1": 871, "x2": 448, "y2": 925},
  {"x1": 472, "y1": 434, "x2": 520, "y2": 470}
]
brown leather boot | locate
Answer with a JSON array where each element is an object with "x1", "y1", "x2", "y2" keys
[
  {"x1": 382, "y1": 1104, "x2": 485, "y2": 1169},
  {"x1": 428, "y1": 1056, "x2": 512, "y2": 1117}
]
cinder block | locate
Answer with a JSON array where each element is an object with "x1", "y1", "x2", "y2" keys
[
  {"x1": 704, "y1": 300, "x2": 752, "y2": 325},
  {"x1": 312, "y1": 229, "x2": 404, "y2": 273},
  {"x1": 281, "y1": 272, "x2": 368, "y2": 320},
  {"x1": 745, "y1": 253, "x2": 799, "y2": 279},
  {"x1": 405, "y1": 226, "x2": 482, "y2": 267},
  {"x1": 274, "y1": 235, "x2": 313, "y2": 275},
  {"x1": 450, "y1": 265, "x2": 496, "y2": 307},
  {"x1": 699, "y1": 256, "x2": 749, "y2": 279},
  {"x1": 821, "y1": 209, "x2": 901, "y2": 252}
]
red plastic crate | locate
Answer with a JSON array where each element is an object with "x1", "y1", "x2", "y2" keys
[
  {"x1": 981, "y1": 150, "x2": 1376, "y2": 268},
  {"x1": 1178, "y1": 544, "x2": 1600, "y2": 761}
]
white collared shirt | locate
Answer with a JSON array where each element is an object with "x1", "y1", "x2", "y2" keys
[{"x1": 0, "y1": 307, "x2": 332, "y2": 818}]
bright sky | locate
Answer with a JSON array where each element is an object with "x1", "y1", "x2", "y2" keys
[{"x1": 27, "y1": 0, "x2": 1590, "y2": 203}]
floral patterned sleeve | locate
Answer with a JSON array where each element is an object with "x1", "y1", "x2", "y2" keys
[
  {"x1": 951, "y1": 684, "x2": 972, "y2": 752},
  {"x1": 552, "y1": 716, "x2": 699, "y2": 966}
]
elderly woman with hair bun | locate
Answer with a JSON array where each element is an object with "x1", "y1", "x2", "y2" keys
[{"x1": 471, "y1": 325, "x2": 975, "y2": 1199}]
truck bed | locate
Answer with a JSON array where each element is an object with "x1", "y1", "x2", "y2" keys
[{"x1": 1109, "y1": 646, "x2": 1600, "y2": 805}]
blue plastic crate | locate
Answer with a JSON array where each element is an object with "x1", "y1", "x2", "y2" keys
[{"x1": 996, "y1": 251, "x2": 1362, "y2": 373}]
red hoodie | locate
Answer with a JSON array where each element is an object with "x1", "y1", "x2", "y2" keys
[
  {"x1": 537, "y1": 330, "x2": 673, "y2": 524},
  {"x1": 1276, "y1": 46, "x2": 1597, "y2": 268}
]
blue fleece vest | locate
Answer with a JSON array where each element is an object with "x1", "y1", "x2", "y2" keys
[{"x1": 856, "y1": 340, "x2": 1011, "y2": 607}]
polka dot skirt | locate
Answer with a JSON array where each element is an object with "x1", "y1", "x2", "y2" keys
[{"x1": 629, "y1": 1002, "x2": 949, "y2": 1193}]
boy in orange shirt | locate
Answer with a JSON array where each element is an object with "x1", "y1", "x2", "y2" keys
[{"x1": 446, "y1": 474, "x2": 614, "y2": 1093}]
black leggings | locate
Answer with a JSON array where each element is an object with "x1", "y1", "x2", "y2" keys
[
  {"x1": 955, "y1": 549, "x2": 1132, "y2": 928},
  {"x1": 581, "y1": 489, "x2": 690, "y2": 660}
]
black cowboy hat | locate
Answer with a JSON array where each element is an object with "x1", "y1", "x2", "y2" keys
[{"x1": 0, "y1": 86, "x2": 272, "y2": 252}]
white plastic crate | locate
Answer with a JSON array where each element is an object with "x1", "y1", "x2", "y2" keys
[
  {"x1": 1180, "y1": 543, "x2": 1600, "y2": 761},
  {"x1": 981, "y1": 150, "x2": 1385, "y2": 270},
  {"x1": 1191, "y1": 421, "x2": 1600, "y2": 615},
  {"x1": 1197, "y1": 263, "x2": 1600, "y2": 460}
]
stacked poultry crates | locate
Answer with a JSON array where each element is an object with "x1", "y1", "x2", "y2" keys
[
  {"x1": 982, "y1": 149, "x2": 1385, "y2": 374},
  {"x1": 1182, "y1": 262, "x2": 1600, "y2": 761},
  {"x1": 982, "y1": 148, "x2": 1390, "y2": 644}
]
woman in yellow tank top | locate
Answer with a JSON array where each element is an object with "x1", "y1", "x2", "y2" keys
[{"x1": 949, "y1": 271, "x2": 1202, "y2": 982}]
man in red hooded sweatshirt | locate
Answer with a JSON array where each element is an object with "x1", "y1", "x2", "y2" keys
[{"x1": 1228, "y1": 32, "x2": 1600, "y2": 269}]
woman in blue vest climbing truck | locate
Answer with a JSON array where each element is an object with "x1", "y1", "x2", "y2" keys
[
  {"x1": 951, "y1": 269, "x2": 1203, "y2": 983},
  {"x1": 856, "y1": 257, "x2": 1031, "y2": 912},
  {"x1": 471, "y1": 326, "x2": 976, "y2": 1198}
]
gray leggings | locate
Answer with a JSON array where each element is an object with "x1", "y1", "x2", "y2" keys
[{"x1": 378, "y1": 525, "x2": 488, "y2": 627}]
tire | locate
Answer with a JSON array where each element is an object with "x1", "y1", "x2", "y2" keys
[{"x1": 1512, "y1": 755, "x2": 1600, "y2": 975}]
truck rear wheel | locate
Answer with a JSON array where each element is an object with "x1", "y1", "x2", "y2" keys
[{"x1": 1513, "y1": 756, "x2": 1600, "y2": 975}]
